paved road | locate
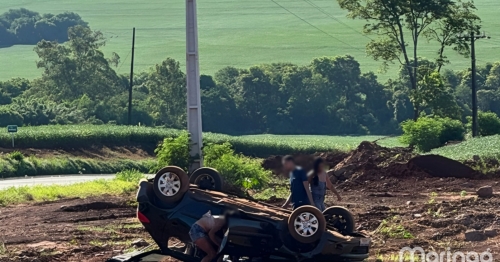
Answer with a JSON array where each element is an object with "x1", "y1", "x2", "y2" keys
[{"x1": 0, "y1": 174, "x2": 117, "y2": 189}]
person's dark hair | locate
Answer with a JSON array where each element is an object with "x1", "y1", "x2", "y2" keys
[
  {"x1": 282, "y1": 155, "x2": 295, "y2": 164},
  {"x1": 311, "y1": 157, "x2": 324, "y2": 186}
]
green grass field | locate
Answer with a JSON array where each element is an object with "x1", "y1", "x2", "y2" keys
[
  {"x1": 1, "y1": 0, "x2": 498, "y2": 81},
  {"x1": 0, "y1": 124, "x2": 402, "y2": 157}
]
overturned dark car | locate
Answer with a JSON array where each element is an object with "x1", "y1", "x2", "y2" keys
[{"x1": 108, "y1": 166, "x2": 371, "y2": 262}]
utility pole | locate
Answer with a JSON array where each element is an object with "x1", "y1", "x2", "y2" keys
[
  {"x1": 128, "y1": 27, "x2": 136, "y2": 125},
  {"x1": 459, "y1": 31, "x2": 489, "y2": 137},
  {"x1": 186, "y1": 0, "x2": 203, "y2": 172}
]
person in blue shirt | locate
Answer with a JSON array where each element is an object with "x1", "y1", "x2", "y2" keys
[{"x1": 281, "y1": 155, "x2": 313, "y2": 210}]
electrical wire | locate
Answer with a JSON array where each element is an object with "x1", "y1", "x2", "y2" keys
[
  {"x1": 268, "y1": 0, "x2": 365, "y2": 51},
  {"x1": 302, "y1": 0, "x2": 372, "y2": 40}
]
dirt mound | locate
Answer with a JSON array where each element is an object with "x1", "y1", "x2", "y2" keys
[
  {"x1": 330, "y1": 141, "x2": 477, "y2": 188},
  {"x1": 409, "y1": 155, "x2": 477, "y2": 179},
  {"x1": 329, "y1": 141, "x2": 417, "y2": 181},
  {"x1": 262, "y1": 152, "x2": 348, "y2": 177}
]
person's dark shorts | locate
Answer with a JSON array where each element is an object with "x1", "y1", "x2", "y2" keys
[
  {"x1": 189, "y1": 223, "x2": 207, "y2": 242},
  {"x1": 292, "y1": 200, "x2": 310, "y2": 210}
]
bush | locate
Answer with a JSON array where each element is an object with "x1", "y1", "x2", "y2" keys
[
  {"x1": 115, "y1": 169, "x2": 145, "y2": 183},
  {"x1": 154, "y1": 131, "x2": 192, "y2": 172},
  {"x1": 400, "y1": 116, "x2": 464, "y2": 152},
  {"x1": 467, "y1": 111, "x2": 500, "y2": 136},
  {"x1": 203, "y1": 142, "x2": 270, "y2": 190}
]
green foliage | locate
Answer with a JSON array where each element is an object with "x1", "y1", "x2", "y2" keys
[
  {"x1": 338, "y1": 0, "x2": 479, "y2": 118},
  {"x1": 115, "y1": 169, "x2": 145, "y2": 183},
  {"x1": 0, "y1": 155, "x2": 153, "y2": 179},
  {"x1": 203, "y1": 142, "x2": 270, "y2": 190},
  {"x1": 429, "y1": 135, "x2": 500, "y2": 160},
  {"x1": 154, "y1": 131, "x2": 192, "y2": 172},
  {"x1": 400, "y1": 116, "x2": 464, "y2": 152},
  {"x1": 375, "y1": 216, "x2": 414, "y2": 239},
  {"x1": 0, "y1": 125, "x2": 404, "y2": 158},
  {"x1": 8, "y1": 151, "x2": 23, "y2": 161},
  {"x1": 0, "y1": 178, "x2": 137, "y2": 206},
  {"x1": 0, "y1": 8, "x2": 87, "y2": 47},
  {"x1": 467, "y1": 111, "x2": 500, "y2": 136}
]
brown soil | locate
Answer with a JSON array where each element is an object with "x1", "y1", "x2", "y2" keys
[
  {"x1": 2, "y1": 187, "x2": 500, "y2": 261},
  {"x1": 0, "y1": 145, "x2": 156, "y2": 160},
  {"x1": 2, "y1": 141, "x2": 500, "y2": 261}
]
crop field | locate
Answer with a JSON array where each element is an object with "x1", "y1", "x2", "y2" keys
[
  {"x1": 429, "y1": 134, "x2": 500, "y2": 160},
  {"x1": 0, "y1": 124, "x2": 403, "y2": 157},
  {"x1": 2, "y1": 124, "x2": 498, "y2": 161},
  {"x1": 1, "y1": 0, "x2": 499, "y2": 80}
]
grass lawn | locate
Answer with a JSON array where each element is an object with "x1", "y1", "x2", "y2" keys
[{"x1": 1, "y1": 0, "x2": 498, "y2": 81}]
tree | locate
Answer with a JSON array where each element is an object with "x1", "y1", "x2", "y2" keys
[
  {"x1": 143, "y1": 58, "x2": 186, "y2": 128},
  {"x1": 0, "y1": 9, "x2": 87, "y2": 47},
  {"x1": 416, "y1": 71, "x2": 462, "y2": 119},
  {"x1": 337, "y1": 0, "x2": 480, "y2": 119},
  {"x1": 32, "y1": 25, "x2": 122, "y2": 101}
]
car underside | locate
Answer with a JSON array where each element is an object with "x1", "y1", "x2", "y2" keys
[{"x1": 107, "y1": 166, "x2": 371, "y2": 262}]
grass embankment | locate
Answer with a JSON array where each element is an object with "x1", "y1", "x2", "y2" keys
[
  {"x1": 0, "y1": 170, "x2": 143, "y2": 206},
  {"x1": 0, "y1": 151, "x2": 154, "y2": 179},
  {"x1": 0, "y1": 125, "x2": 403, "y2": 158}
]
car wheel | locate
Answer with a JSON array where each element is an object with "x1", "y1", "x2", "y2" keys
[
  {"x1": 153, "y1": 166, "x2": 189, "y2": 203},
  {"x1": 288, "y1": 206, "x2": 326, "y2": 244},
  {"x1": 323, "y1": 206, "x2": 355, "y2": 235},
  {"x1": 189, "y1": 167, "x2": 223, "y2": 191}
]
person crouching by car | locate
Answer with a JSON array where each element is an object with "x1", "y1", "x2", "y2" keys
[
  {"x1": 189, "y1": 210, "x2": 226, "y2": 262},
  {"x1": 281, "y1": 155, "x2": 314, "y2": 210}
]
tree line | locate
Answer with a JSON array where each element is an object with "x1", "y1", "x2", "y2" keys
[
  {"x1": 0, "y1": 8, "x2": 86, "y2": 47},
  {"x1": 1, "y1": 24, "x2": 500, "y2": 136},
  {"x1": 1, "y1": 0, "x2": 498, "y2": 136}
]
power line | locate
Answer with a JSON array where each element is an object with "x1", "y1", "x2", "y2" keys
[
  {"x1": 268, "y1": 0, "x2": 364, "y2": 51},
  {"x1": 302, "y1": 0, "x2": 372, "y2": 40},
  {"x1": 117, "y1": 49, "x2": 132, "y2": 71}
]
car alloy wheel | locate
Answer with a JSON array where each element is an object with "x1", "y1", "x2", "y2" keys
[
  {"x1": 158, "y1": 172, "x2": 181, "y2": 196},
  {"x1": 293, "y1": 212, "x2": 320, "y2": 237}
]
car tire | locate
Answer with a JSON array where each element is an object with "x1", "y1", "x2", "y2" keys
[
  {"x1": 323, "y1": 206, "x2": 355, "y2": 235},
  {"x1": 153, "y1": 166, "x2": 190, "y2": 203},
  {"x1": 189, "y1": 167, "x2": 223, "y2": 191},
  {"x1": 288, "y1": 206, "x2": 326, "y2": 244}
]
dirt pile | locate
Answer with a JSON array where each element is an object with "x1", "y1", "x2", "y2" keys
[
  {"x1": 329, "y1": 141, "x2": 418, "y2": 182},
  {"x1": 328, "y1": 142, "x2": 478, "y2": 190}
]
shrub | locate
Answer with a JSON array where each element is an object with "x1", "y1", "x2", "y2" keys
[
  {"x1": 8, "y1": 151, "x2": 24, "y2": 161},
  {"x1": 400, "y1": 116, "x2": 464, "y2": 152},
  {"x1": 154, "y1": 131, "x2": 192, "y2": 172},
  {"x1": 467, "y1": 111, "x2": 500, "y2": 136},
  {"x1": 203, "y1": 142, "x2": 270, "y2": 190},
  {"x1": 115, "y1": 169, "x2": 145, "y2": 183},
  {"x1": 438, "y1": 117, "x2": 465, "y2": 144}
]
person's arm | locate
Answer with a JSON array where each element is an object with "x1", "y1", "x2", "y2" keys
[
  {"x1": 326, "y1": 176, "x2": 342, "y2": 201},
  {"x1": 208, "y1": 219, "x2": 225, "y2": 248},
  {"x1": 282, "y1": 193, "x2": 291, "y2": 208},
  {"x1": 302, "y1": 171, "x2": 313, "y2": 205},
  {"x1": 303, "y1": 181, "x2": 314, "y2": 205}
]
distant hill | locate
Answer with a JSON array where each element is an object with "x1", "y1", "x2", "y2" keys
[{"x1": 0, "y1": 0, "x2": 499, "y2": 80}]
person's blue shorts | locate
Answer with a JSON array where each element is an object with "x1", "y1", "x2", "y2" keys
[{"x1": 189, "y1": 223, "x2": 207, "y2": 242}]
